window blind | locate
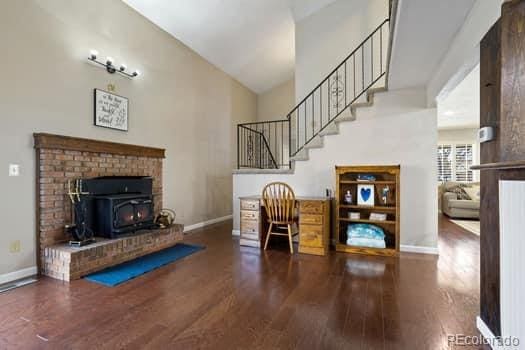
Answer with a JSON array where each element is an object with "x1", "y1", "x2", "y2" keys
[
  {"x1": 455, "y1": 144, "x2": 473, "y2": 182},
  {"x1": 437, "y1": 144, "x2": 474, "y2": 182},
  {"x1": 437, "y1": 145, "x2": 453, "y2": 182}
]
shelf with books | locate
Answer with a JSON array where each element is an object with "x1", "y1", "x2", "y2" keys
[
  {"x1": 339, "y1": 180, "x2": 396, "y2": 185},
  {"x1": 338, "y1": 218, "x2": 396, "y2": 225},
  {"x1": 339, "y1": 204, "x2": 397, "y2": 211}
]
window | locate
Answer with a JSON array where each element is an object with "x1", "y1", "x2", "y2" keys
[
  {"x1": 437, "y1": 144, "x2": 474, "y2": 182},
  {"x1": 437, "y1": 145, "x2": 453, "y2": 182}
]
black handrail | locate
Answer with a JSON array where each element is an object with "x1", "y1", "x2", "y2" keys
[
  {"x1": 288, "y1": 19, "x2": 390, "y2": 158},
  {"x1": 287, "y1": 18, "x2": 389, "y2": 116},
  {"x1": 236, "y1": 17, "x2": 390, "y2": 169}
]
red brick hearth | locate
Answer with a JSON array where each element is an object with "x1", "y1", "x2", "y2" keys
[{"x1": 33, "y1": 133, "x2": 183, "y2": 281}]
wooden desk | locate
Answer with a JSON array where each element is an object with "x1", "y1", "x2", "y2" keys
[{"x1": 239, "y1": 195, "x2": 331, "y2": 256}]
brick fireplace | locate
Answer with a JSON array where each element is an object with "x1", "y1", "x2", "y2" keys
[{"x1": 34, "y1": 133, "x2": 183, "y2": 281}]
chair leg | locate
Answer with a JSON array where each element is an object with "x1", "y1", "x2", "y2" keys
[
  {"x1": 287, "y1": 224, "x2": 294, "y2": 254},
  {"x1": 264, "y1": 223, "x2": 273, "y2": 250}
]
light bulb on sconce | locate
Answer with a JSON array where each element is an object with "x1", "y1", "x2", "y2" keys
[
  {"x1": 89, "y1": 50, "x2": 98, "y2": 60},
  {"x1": 86, "y1": 50, "x2": 141, "y2": 79}
]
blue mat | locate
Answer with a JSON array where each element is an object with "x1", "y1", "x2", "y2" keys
[{"x1": 84, "y1": 243, "x2": 204, "y2": 287}]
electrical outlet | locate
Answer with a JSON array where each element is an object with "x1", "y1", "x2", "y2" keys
[
  {"x1": 9, "y1": 240, "x2": 21, "y2": 253},
  {"x1": 9, "y1": 164, "x2": 20, "y2": 177}
]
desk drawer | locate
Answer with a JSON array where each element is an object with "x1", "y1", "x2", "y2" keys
[
  {"x1": 241, "y1": 220, "x2": 259, "y2": 235},
  {"x1": 241, "y1": 210, "x2": 259, "y2": 221},
  {"x1": 300, "y1": 214, "x2": 323, "y2": 225},
  {"x1": 240, "y1": 231, "x2": 259, "y2": 241},
  {"x1": 300, "y1": 200, "x2": 324, "y2": 214},
  {"x1": 299, "y1": 224, "x2": 323, "y2": 248},
  {"x1": 241, "y1": 200, "x2": 260, "y2": 211}
]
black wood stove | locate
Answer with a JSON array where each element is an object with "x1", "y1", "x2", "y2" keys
[{"x1": 80, "y1": 176, "x2": 156, "y2": 238}]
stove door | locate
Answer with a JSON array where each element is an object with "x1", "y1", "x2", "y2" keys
[
  {"x1": 134, "y1": 200, "x2": 153, "y2": 224},
  {"x1": 114, "y1": 202, "x2": 136, "y2": 228}
]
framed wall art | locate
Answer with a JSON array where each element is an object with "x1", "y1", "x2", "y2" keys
[
  {"x1": 357, "y1": 184, "x2": 375, "y2": 206},
  {"x1": 94, "y1": 89, "x2": 128, "y2": 131}
]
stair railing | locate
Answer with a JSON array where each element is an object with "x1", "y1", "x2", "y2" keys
[
  {"x1": 288, "y1": 18, "x2": 390, "y2": 158},
  {"x1": 237, "y1": 121, "x2": 289, "y2": 169},
  {"x1": 237, "y1": 18, "x2": 390, "y2": 169}
]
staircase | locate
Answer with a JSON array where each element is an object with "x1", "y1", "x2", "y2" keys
[{"x1": 237, "y1": 15, "x2": 395, "y2": 172}]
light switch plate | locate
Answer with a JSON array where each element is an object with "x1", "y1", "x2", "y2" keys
[{"x1": 9, "y1": 164, "x2": 20, "y2": 177}]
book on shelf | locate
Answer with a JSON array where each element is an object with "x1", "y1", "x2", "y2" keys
[
  {"x1": 357, "y1": 174, "x2": 376, "y2": 182},
  {"x1": 348, "y1": 212, "x2": 361, "y2": 220},
  {"x1": 369, "y1": 212, "x2": 387, "y2": 221}
]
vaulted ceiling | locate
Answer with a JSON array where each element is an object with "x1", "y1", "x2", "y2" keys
[{"x1": 123, "y1": 0, "x2": 337, "y2": 94}]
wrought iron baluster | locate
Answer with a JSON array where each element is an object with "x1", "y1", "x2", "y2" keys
[
  {"x1": 371, "y1": 35, "x2": 374, "y2": 81},
  {"x1": 380, "y1": 26, "x2": 383, "y2": 74},
  {"x1": 353, "y1": 54, "x2": 356, "y2": 99},
  {"x1": 362, "y1": 45, "x2": 365, "y2": 92}
]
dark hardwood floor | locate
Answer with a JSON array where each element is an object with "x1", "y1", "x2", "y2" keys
[{"x1": 0, "y1": 216, "x2": 482, "y2": 349}]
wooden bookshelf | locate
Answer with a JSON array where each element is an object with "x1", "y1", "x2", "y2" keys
[
  {"x1": 339, "y1": 218, "x2": 396, "y2": 225},
  {"x1": 335, "y1": 165, "x2": 400, "y2": 256}
]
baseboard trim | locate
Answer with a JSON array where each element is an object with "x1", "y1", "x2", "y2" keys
[
  {"x1": 183, "y1": 215, "x2": 232, "y2": 233},
  {"x1": 400, "y1": 244, "x2": 439, "y2": 255},
  {"x1": 476, "y1": 316, "x2": 501, "y2": 349},
  {"x1": 0, "y1": 266, "x2": 37, "y2": 285},
  {"x1": 232, "y1": 229, "x2": 240, "y2": 236}
]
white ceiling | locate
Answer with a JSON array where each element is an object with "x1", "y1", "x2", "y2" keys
[
  {"x1": 437, "y1": 64, "x2": 479, "y2": 129},
  {"x1": 388, "y1": 0, "x2": 476, "y2": 89},
  {"x1": 123, "y1": 0, "x2": 337, "y2": 94}
]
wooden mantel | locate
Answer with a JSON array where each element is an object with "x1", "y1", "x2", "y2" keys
[{"x1": 33, "y1": 133, "x2": 166, "y2": 158}]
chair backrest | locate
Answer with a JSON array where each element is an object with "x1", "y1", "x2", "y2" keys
[{"x1": 262, "y1": 182, "x2": 296, "y2": 223}]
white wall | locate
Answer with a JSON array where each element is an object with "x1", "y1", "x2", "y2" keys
[
  {"x1": 0, "y1": 0, "x2": 257, "y2": 276},
  {"x1": 438, "y1": 128, "x2": 478, "y2": 144},
  {"x1": 233, "y1": 88, "x2": 439, "y2": 249},
  {"x1": 294, "y1": 0, "x2": 389, "y2": 102},
  {"x1": 427, "y1": 0, "x2": 504, "y2": 106},
  {"x1": 257, "y1": 78, "x2": 295, "y2": 121}
]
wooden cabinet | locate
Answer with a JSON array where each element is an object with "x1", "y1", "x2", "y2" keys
[
  {"x1": 239, "y1": 196, "x2": 331, "y2": 255},
  {"x1": 298, "y1": 200, "x2": 330, "y2": 256},
  {"x1": 240, "y1": 200, "x2": 261, "y2": 248}
]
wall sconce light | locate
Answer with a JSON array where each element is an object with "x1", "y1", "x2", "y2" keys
[{"x1": 88, "y1": 50, "x2": 140, "y2": 78}]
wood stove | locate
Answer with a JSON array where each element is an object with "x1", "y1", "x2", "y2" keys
[{"x1": 80, "y1": 176, "x2": 155, "y2": 238}]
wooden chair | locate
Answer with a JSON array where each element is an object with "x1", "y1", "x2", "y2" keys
[{"x1": 262, "y1": 182, "x2": 298, "y2": 253}]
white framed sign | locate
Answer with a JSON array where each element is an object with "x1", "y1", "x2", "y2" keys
[
  {"x1": 357, "y1": 184, "x2": 375, "y2": 206},
  {"x1": 94, "y1": 89, "x2": 128, "y2": 131}
]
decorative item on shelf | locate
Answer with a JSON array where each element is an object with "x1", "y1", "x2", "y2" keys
[
  {"x1": 87, "y1": 50, "x2": 140, "y2": 78},
  {"x1": 381, "y1": 186, "x2": 390, "y2": 204},
  {"x1": 369, "y1": 212, "x2": 387, "y2": 221},
  {"x1": 349, "y1": 212, "x2": 361, "y2": 220},
  {"x1": 357, "y1": 174, "x2": 376, "y2": 182},
  {"x1": 357, "y1": 184, "x2": 375, "y2": 206},
  {"x1": 66, "y1": 179, "x2": 95, "y2": 247},
  {"x1": 344, "y1": 190, "x2": 353, "y2": 204},
  {"x1": 154, "y1": 209, "x2": 176, "y2": 228},
  {"x1": 94, "y1": 89, "x2": 129, "y2": 131}
]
